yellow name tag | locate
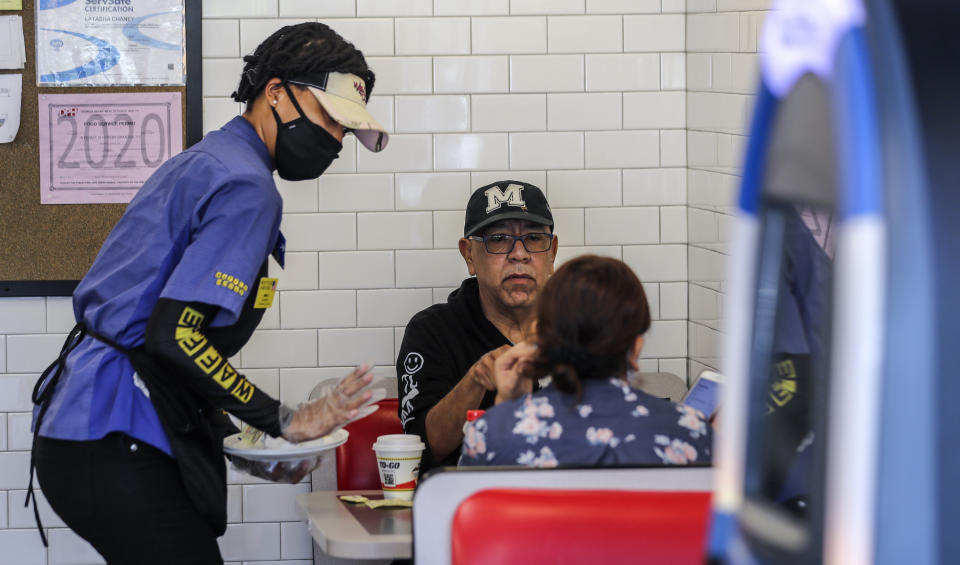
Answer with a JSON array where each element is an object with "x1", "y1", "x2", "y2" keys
[{"x1": 253, "y1": 277, "x2": 278, "y2": 309}]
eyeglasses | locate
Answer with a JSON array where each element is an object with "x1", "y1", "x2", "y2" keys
[{"x1": 467, "y1": 233, "x2": 553, "y2": 254}]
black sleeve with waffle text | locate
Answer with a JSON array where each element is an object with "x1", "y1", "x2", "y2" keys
[{"x1": 144, "y1": 297, "x2": 281, "y2": 437}]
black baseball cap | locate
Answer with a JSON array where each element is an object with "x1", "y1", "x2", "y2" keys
[{"x1": 463, "y1": 180, "x2": 554, "y2": 237}]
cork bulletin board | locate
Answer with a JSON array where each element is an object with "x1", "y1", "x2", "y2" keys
[{"x1": 0, "y1": 1, "x2": 202, "y2": 296}]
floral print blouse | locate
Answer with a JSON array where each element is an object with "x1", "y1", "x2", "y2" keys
[{"x1": 459, "y1": 378, "x2": 712, "y2": 468}]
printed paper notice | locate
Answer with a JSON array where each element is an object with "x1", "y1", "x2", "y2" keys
[
  {"x1": 0, "y1": 1, "x2": 23, "y2": 9},
  {"x1": 0, "y1": 74, "x2": 22, "y2": 143},
  {"x1": 38, "y1": 92, "x2": 182, "y2": 204},
  {"x1": 36, "y1": 0, "x2": 184, "y2": 86},
  {"x1": 0, "y1": 15, "x2": 26, "y2": 69}
]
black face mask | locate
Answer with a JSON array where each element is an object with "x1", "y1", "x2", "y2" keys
[{"x1": 271, "y1": 83, "x2": 343, "y2": 181}]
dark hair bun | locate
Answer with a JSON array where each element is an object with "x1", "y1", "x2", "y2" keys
[
  {"x1": 520, "y1": 255, "x2": 651, "y2": 400},
  {"x1": 550, "y1": 363, "x2": 582, "y2": 397}
]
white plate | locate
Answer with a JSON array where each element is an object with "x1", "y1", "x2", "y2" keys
[{"x1": 223, "y1": 428, "x2": 349, "y2": 461}]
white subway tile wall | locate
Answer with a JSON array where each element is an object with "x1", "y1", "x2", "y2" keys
[
  {"x1": 6, "y1": 335, "x2": 67, "y2": 373},
  {"x1": 395, "y1": 95, "x2": 470, "y2": 132},
  {"x1": 471, "y1": 17, "x2": 548, "y2": 54},
  {"x1": 318, "y1": 174, "x2": 394, "y2": 212},
  {"x1": 584, "y1": 130, "x2": 659, "y2": 168},
  {"x1": 0, "y1": 529, "x2": 46, "y2": 565},
  {"x1": 436, "y1": 0, "x2": 509, "y2": 17},
  {"x1": 435, "y1": 56, "x2": 509, "y2": 93},
  {"x1": 624, "y1": 15, "x2": 685, "y2": 52},
  {"x1": 473, "y1": 94, "x2": 546, "y2": 131},
  {"x1": 510, "y1": 54, "x2": 585, "y2": 92},
  {"x1": 585, "y1": 53, "x2": 660, "y2": 91},
  {"x1": 357, "y1": 0, "x2": 432, "y2": 18},
  {"x1": 510, "y1": 132, "x2": 584, "y2": 170},
  {"x1": 8, "y1": 490, "x2": 66, "y2": 529},
  {"x1": 433, "y1": 210, "x2": 467, "y2": 247},
  {"x1": 44, "y1": 297, "x2": 75, "y2": 334},
  {"x1": 471, "y1": 169, "x2": 546, "y2": 189},
  {"x1": 0, "y1": 2, "x2": 782, "y2": 563},
  {"x1": 368, "y1": 56, "x2": 433, "y2": 94},
  {"x1": 218, "y1": 523, "x2": 281, "y2": 562},
  {"x1": 551, "y1": 208, "x2": 586, "y2": 246},
  {"x1": 587, "y1": 0, "x2": 660, "y2": 14},
  {"x1": 646, "y1": 283, "x2": 662, "y2": 320},
  {"x1": 279, "y1": 0, "x2": 355, "y2": 18},
  {"x1": 547, "y1": 93, "x2": 622, "y2": 131},
  {"x1": 434, "y1": 133, "x2": 509, "y2": 170},
  {"x1": 275, "y1": 177, "x2": 317, "y2": 214},
  {"x1": 396, "y1": 18, "x2": 471, "y2": 55},
  {"x1": 6, "y1": 414, "x2": 32, "y2": 451},
  {"x1": 686, "y1": 1, "x2": 772, "y2": 377},
  {"x1": 513, "y1": 0, "x2": 585, "y2": 15},
  {"x1": 280, "y1": 521, "x2": 315, "y2": 560},
  {"x1": 46, "y1": 528, "x2": 104, "y2": 565},
  {"x1": 357, "y1": 133, "x2": 434, "y2": 172},
  {"x1": 548, "y1": 16, "x2": 623, "y2": 54},
  {"x1": 319, "y1": 18, "x2": 396, "y2": 56}
]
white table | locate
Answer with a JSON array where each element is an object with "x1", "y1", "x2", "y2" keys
[{"x1": 296, "y1": 489, "x2": 412, "y2": 560}]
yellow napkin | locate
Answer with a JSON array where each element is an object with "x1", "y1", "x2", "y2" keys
[
  {"x1": 238, "y1": 423, "x2": 265, "y2": 447},
  {"x1": 364, "y1": 498, "x2": 413, "y2": 509},
  {"x1": 338, "y1": 495, "x2": 413, "y2": 508}
]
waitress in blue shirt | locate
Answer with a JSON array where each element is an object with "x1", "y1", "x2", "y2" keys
[{"x1": 29, "y1": 23, "x2": 389, "y2": 564}]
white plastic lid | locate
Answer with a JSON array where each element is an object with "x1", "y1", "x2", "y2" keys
[{"x1": 372, "y1": 433, "x2": 425, "y2": 452}]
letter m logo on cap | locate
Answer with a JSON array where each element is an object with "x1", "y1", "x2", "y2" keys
[{"x1": 484, "y1": 183, "x2": 526, "y2": 213}]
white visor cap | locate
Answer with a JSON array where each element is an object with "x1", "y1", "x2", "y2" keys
[{"x1": 288, "y1": 72, "x2": 389, "y2": 152}]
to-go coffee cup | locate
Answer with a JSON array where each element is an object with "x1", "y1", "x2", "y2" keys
[{"x1": 372, "y1": 434, "x2": 426, "y2": 500}]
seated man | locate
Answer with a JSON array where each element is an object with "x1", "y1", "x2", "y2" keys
[{"x1": 396, "y1": 180, "x2": 558, "y2": 474}]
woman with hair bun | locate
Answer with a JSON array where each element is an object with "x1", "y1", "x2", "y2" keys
[{"x1": 460, "y1": 255, "x2": 712, "y2": 467}]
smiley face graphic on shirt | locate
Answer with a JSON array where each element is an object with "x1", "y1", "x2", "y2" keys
[{"x1": 403, "y1": 352, "x2": 424, "y2": 374}]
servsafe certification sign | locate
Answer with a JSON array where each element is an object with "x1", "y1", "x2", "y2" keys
[
  {"x1": 36, "y1": 0, "x2": 184, "y2": 86},
  {"x1": 38, "y1": 92, "x2": 182, "y2": 204}
]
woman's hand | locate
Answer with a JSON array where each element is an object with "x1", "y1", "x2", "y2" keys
[{"x1": 494, "y1": 342, "x2": 537, "y2": 405}]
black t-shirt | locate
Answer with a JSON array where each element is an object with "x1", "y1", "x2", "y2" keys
[{"x1": 396, "y1": 277, "x2": 510, "y2": 473}]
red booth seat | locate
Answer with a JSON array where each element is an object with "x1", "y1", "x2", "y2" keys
[
  {"x1": 335, "y1": 398, "x2": 404, "y2": 491},
  {"x1": 451, "y1": 488, "x2": 712, "y2": 565}
]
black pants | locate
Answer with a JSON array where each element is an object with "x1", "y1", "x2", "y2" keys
[{"x1": 35, "y1": 432, "x2": 223, "y2": 565}]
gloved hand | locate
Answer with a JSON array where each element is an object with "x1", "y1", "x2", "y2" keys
[
  {"x1": 280, "y1": 363, "x2": 386, "y2": 443},
  {"x1": 228, "y1": 454, "x2": 317, "y2": 484}
]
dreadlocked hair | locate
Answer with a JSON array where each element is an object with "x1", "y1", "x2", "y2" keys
[{"x1": 232, "y1": 22, "x2": 375, "y2": 108}]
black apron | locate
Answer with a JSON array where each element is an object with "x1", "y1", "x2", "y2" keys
[{"x1": 28, "y1": 324, "x2": 238, "y2": 545}]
